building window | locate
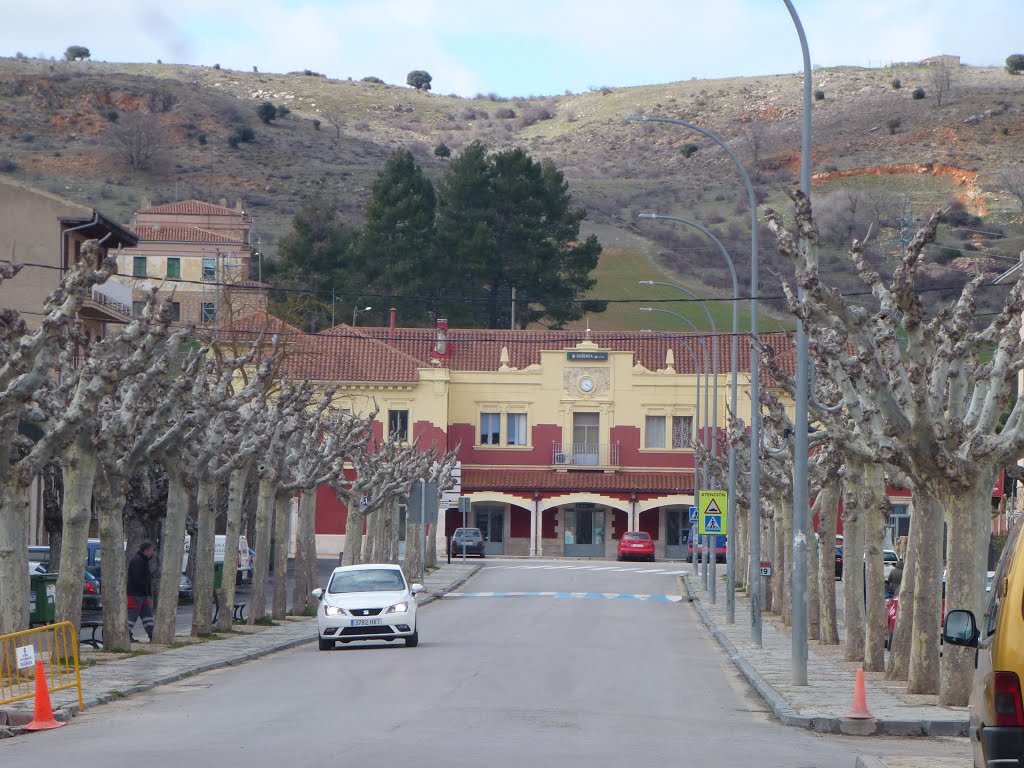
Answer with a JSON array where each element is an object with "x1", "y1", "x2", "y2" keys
[
  {"x1": 480, "y1": 413, "x2": 501, "y2": 445},
  {"x1": 133, "y1": 256, "x2": 147, "y2": 277},
  {"x1": 672, "y1": 415, "x2": 694, "y2": 448},
  {"x1": 506, "y1": 413, "x2": 527, "y2": 446},
  {"x1": 132, "y1": 301, "x2": 146, "y2": 317},
  {"x1": 388, "y1": 409, "x2": 409, "y2": 441},
  {"x1": 166, "y1": 257, "x2": 181, "y2": 279},
  {"x1": 201, "y1": 303, "x2": 217, "y2": 323},
  {"x1": 202, "y1": 257, "x2": 217, "y2": 281},
  {"x1": 170, "y1": 302, "x2": 181, "y2": 322},
  {"x1": 645, "y1": 415, "x2": 667, "y2": 449}
]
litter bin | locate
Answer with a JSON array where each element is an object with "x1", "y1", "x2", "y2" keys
[
  {"x1": 30, "y1": 572, "x2": 58, "y2": 625},
  {"x1": 213, "y1": 562, "x2": 224, "y2": 590}
]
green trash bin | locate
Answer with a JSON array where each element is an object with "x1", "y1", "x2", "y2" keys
[
  {"x1": 30, "y1": 572, "x2": 58, "y2": 625},
  {"x1": 213, "y1": 562, "x2": 224, "y2": 590}
]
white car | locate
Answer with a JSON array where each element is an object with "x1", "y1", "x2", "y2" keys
[{"x1": 312, "y1": 564, "x2": 424, "y2": 651}]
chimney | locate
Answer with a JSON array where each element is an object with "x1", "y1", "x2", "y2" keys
[
  {"x1": 219, "y1": 197, "x2": 228, "y2": 208},
  {"x1": 235, "y1": 198, "x2": 245, "y2": 212},
  {"x1": 430, "y1": 318, "x2": 451, "y2": 366},
  {"x1": 140, "y1": 195, "x2": 152, "y2": 210},
  {"x1": 389, "y1": 307, "x2": 397, "y2": 341}
]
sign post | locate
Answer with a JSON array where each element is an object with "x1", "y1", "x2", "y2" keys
[
  {"x1": 458, "y1": 497, "x2": 472, "y2": 563},
  {"x1": 698, "y1": 491, "x2": 728, "y2": 596}
]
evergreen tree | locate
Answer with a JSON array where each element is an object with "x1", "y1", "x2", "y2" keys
[{"x1": 352, "y1": 150, "x2": 437, "y2": 325}]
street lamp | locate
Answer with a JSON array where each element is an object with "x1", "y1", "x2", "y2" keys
[
  {"x1": 640, "y1": 306, "x2": 715, "y2": 593},
  {"x1": 639, "y1": 238, "x2": 739, "y2": 622},
  {"x1": 352, "y1": 305, "x2": 372, "y2": 326},
  {"x1": 627, "y1": 113, "x2": 763, "y2": 646}
]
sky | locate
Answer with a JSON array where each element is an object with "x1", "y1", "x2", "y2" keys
[{"x1": 3, "y1": 1, "x2": 1022, "y2": 97}]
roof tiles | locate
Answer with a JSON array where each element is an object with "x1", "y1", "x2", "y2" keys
[
  {"x1": 135, "y1": 224, "x2": 245, "y2": 245},
  {"x1": 462, "y1": 468, "x2": 695, "y2": 493},
  {"x1": 139, "y1": 199, "x2": 245, "y2": 217}
]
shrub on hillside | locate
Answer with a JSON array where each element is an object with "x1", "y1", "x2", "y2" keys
[
  {"x1": 814, "y1": 89, "x2": 825, "y2": 100},
  {"x1": 495, "y1": 107, "x2": 516, "y2": 119},
  {"x1": 406, "y1": 70, "x2": 432, "y2": 91},
  {"x1": 362, "y1": 76, "x2": 384, "y2": 84},
  {"x1": 102, "y1": 108, "x2": 119, "y2": 122},
  {"x1": 887, "y1": 117, "x2": 901, "y2": 135},
  {"x1": 520, "y1": 105, "x2": 554, "y2": 127},
  {"x1": 276, "y1": 104, "x2": 290, "y2": 117},
  {"x1": 313, "y1": 119, "x2": 321, "y2": 130},
  {"x1": 681, "y1": 143, "x2": 699, "y2": 158},
  {"x1": 0, "y1": 157, "x2": 18, "y2": 173},
  {"x1": 257, "y1": 101, "x2": 277, "y2": 123},
  {"x1": 64, "y1": 46, "x2": 90, "y2": 61},
  {"x1": 228, "y1": 125, "x2": 255, "y2": 147},
  {"x1": 912, "y1": 87, "x2": 926, "y2": 100},
  {"x1": 891, "y1": 78, "x2": 902, "y2": 89},
  {"x1": 1006, "y1": 54, "x2": 1024, "y2": 74},
  {"x1": 434, "y1": 143, "x2": 451, "y2": 158}
]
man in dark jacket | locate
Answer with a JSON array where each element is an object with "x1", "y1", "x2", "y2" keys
[{"x1": 127, "y1": 542, "x2": 155, "y2": 641}]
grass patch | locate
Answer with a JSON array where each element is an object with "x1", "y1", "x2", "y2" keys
[{"x1": 253, "y1": 616, "x2": 279, "y2": 626}]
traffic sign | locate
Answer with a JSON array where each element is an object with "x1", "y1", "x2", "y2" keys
[
  {"x1": 697, "y1": 490, "x2": 728, "y2": 536},
  {"x1": 688, "y1": 506, "x2": 698, "y2": 523},
  {"x1": 760, "y1": 561, "x2": 773, "y2": 577}
]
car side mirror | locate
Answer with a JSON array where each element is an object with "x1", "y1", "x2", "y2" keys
[
  {"x1": 943, "y1": 609, "x2": 979, "y2": 647},
  {"x1": 411, "y1": 584, "x2": 424, "y2": 594},
  {"x1": 311, "y1": 588, "x2": 324, "y2": 600}
]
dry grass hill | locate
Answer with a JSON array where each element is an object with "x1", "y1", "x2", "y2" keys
[{"x1": 1, "y1": 55, "x2": 1023, "y2": 330}]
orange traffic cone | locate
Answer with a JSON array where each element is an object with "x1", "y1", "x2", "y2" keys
[
  {"x1": 23, "y1": 659, "x2": 65, "y2": 731},
  {"x1": 846, "y1": 668, "x2": 873, "y2": 720}
]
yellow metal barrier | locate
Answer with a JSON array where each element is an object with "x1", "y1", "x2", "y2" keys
[{"x1": 1, "y1": 622, "x2": 84, "y2": 711}]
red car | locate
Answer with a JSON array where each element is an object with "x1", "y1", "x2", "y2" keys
[{"x1": 617, "y1": 532, "x2": 655, "y2": 562}]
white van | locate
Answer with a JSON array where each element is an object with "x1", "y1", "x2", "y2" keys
[{"x1": 182, "y1": 535, "x2": 250, "y2": 584}]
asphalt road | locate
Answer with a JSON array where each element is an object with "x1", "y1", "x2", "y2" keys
[{"x1": 5, "y1": 559, "x2": 965, "y2": 767}]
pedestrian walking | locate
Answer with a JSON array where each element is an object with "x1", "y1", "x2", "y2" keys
[
  {"x1": 127, "y1": 541, "x2": 156, "y2": 641},
  {"x1": 886, "y1": 558, "x2": 904, "y2": 597}
]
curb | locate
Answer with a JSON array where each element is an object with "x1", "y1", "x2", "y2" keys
[
  {"x1": 854, "y1": 757, "x2": 889, "y2": 768},
  {"x1": 13, "y1": 564, "x2": 487, "y2": 726},
  {"x1": 680, "y1": 575, "x2": 969, "y2": 737}
]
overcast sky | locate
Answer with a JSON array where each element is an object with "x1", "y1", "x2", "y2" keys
[{"x1": 4, "y1": 1, "x2": 1021, "y2": 97}]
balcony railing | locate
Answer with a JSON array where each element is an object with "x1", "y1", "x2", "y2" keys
[
  {"x1": 551, "y1": 442, "x2": 620, "y2": 468},
  {"x1": 88, "y1": 287, "x2": 133, "y2": 319}
]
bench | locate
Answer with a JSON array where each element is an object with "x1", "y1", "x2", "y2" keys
[
  {"x1": 212, "y1": 593, "x2": 247, "y2": 623},
  {"x1": 79, "y1": 620, "x2": 103, "y2": 649}
]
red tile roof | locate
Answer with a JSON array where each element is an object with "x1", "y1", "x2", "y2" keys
[
  {"x1": 283, "y1": 324, "x2": 423, "y2": 383},
  {"x1": 462, "y1": 468, "x2": 695, "y2": 493},
  {"x1": 139, "y1": 199, "x2": 245, "y2": 217},
  {"x1": 135, "y1": 224, "x2": 245, "y2": 245}
]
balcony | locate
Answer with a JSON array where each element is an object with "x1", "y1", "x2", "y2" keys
[
  {"x1": 80, "y1": 284, "x2": 133, "y2": 323},
  {"x1": 551, "y1": 442, "x2": 620, "y2": 469}
]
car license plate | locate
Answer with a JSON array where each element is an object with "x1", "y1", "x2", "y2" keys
[
  {"x1": 352, "y1": 618, "x2": 383, "y2": 626},
  {"x1": 632, "y1": 544, "x2": 644, "y2": 548}
]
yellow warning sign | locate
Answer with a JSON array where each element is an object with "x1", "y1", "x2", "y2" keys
[{"x1": 697, "y1": 490, "x2": 729, "y2": 535}]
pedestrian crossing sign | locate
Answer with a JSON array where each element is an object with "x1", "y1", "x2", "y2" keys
[{"x1": 697, "y1": 490, "x2": 728, "y2": 536}]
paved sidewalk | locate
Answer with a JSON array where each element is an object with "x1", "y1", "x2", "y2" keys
[
  {"x1": 683, "y1": 572, "x2": 969, "y2": 737},
  {"x1": 1, "y1": 561, "x2": 481, "y2": 732}
]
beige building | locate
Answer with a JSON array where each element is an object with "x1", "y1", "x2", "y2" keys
[
  {"x1": 0, "y1": 177, "x2": 137, "y2": 338},
  {"x1": 119, "y1": 199, "x2": 267, "y2": 327}
]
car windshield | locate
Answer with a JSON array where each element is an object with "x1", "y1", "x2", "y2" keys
[
  {"x1": 624, "y1": 533, "x2": 650, "y2": 540},
  {"x1": 328, "y1": 569, "x2": 406, "y2": 594},
  {"x1": 455, "y1": 529, "x2": 481, "y2": 538}
]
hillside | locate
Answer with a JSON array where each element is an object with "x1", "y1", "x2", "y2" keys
[{"x1": 1, "y1": 56, "x2": 1023, "y2": 331}]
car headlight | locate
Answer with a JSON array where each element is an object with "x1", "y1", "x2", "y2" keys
[
  {"x1": 324, "y1": 605, "x2": 347, "y2": 616},
  {"x1": 385, "y1": 601, "x2": 408, "y2": 614}
]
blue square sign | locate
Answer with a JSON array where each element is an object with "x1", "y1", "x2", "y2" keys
[{"x1": 688, "y1": 506, "x2": 698, "y2": 523}]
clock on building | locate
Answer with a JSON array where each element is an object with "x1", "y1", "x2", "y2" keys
[{"x1": 578, "y1": 376, "x2": 595, "y2": 393}]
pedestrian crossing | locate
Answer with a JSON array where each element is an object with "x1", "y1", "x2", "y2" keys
[
  {"x1": 444, "y1": 591, "x2": 686, "y2": 603},
  {"x1": 479, "y1": 561, "x2": 688, "y2": 573}
]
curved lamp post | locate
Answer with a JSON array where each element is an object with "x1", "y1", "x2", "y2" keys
[
  {"x1": 627, "y1": 113, "x2": 763, "y2": 646},
  {"x1": 639, "y1": 218, "x2": 740, "y2": 623}
]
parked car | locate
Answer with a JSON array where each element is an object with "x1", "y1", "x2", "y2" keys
[
  {"x1": 945, "y1": 523, "x2": 1024, "y2": 768},
  {"x1": 886, "y1": 570, "x2": 995, "y2": 649},
  {"x1": 29, "y1": 560, "x2": 102, "y2": 610},
  {"x1": 835, "y1": 546, "x2": 844, "y2": 579},
  {"x1": 246, "y1": 549, "x2": 255, "y2": 583},
  {"x1": 312, "y1": 564, "x2": 423, "y2": 650},
  {"x1": 687, "y1": 532, "x2": 727, "y2": 563},
  {"x1": 617, "y1": 531, "x2": 654, "y2": 562},
  {"x1": 834, "y1": 546, "x2": 900, "y2": 580},
  {"x1": 179, "y1": 573, "x2": 194, "y2": 600},
  {"x1": 450, "y1": 528, "x2": 486, "y2": 558}
]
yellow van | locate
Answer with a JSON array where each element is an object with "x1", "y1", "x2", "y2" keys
[{"x1": 944, "y1": 522, "x2": 1024, "y2": 768}]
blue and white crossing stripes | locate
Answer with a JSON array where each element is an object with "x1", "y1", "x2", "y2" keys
[
  {"x1": 483, "y1": 564, "x2": 689, "y2": 575},
  {"x1": 444, "y1": 591, "x2": 685, "y2": 603}
]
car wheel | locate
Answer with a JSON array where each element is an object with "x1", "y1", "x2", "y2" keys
[
  {"x1": 479, "y1": 552, "x2": 485, "y2": 558},
  {"x1": 405, "y1": 630, "x2": 419, "y2": 648},
  {"x1": 318, "y1": 637, "x2": 334, "y2": 651},
  {"x1": 649, "y1": 556, "x2": 656, "y2": 562},
  {"x1": 616, "y1": 554, "x2": 623, "y2": 561}
]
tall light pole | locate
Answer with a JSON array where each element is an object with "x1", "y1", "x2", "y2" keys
[
  {"x1": 640, "y1": 306, "x2": 715, "y2": 593},
  {"x1": 641, "y1": 291, "x2": 719, "y2": 603},
  {"x1": 639, "y1": 222, "x2": 740, "y2": 624},
  {"x1": 352, "y1": 305, "x2": 372, "y2": 326},
  {"x1": 627, "y1": 114, "x2": 763, "y2": 646},
  {"x1": 640, "y1": 325, "x2": 709, "y2": 579},
  {"x1": 784, "y1": 0, "x2": 813, "y2": 687}
]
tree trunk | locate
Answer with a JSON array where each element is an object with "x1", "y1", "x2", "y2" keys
[
  {"x1": 863, "y1": 463, "x2": 888, "y2": 672},
  {"x1": 808, "y1": 517, "x2": 821, "y2": 641},
  {"x1": 248, "y1": 477, "x2": 275, "y2": 623},
  {"x1": 55, "y1": 434, "x2": 99, "y2": 632},
  {"x1": 216, "y1": 465, "x2": 249, "y2": 631},
  {"x1": 404, "y1": 520, "x2": 423, "y2": 584},
  {"x1": 736, "y1": 498, "x2": 748, "y2": 592},
  {"x1": 780, "y1": 498, "x2": 793, "y2": 627},
  {"x1": 766, "y1": 514, "x2": 778, "y2": 613},
  {"x1": 940, "y1": 475, "x2": 993, "y2": 705},
  {"x1": 816, "y1": 478, "x2": 840, "y2": 645},
  {"x1": 425, "y1": 502, "x2": 439, "y2": 569},
  {"x1": 842, "y1": 483, "x2": 866, "y2": 662},
  {"x1": 364, "y1": 505, "x2": 385, "y2": 563},
  {"x1": 152, "y1": 468, "x2": 188, "y2": 644},
  {"x1": 0, "y1": 483, "x2": 32, "y2": 636},
  {"x1": 341, "y1": 496, "x2": 365, "y2": 566},
  {"x1": 95, "y1": 468, "x2": 130, "y2": 650},
  {"x1": 271, "y1": 490, "x2": 291, "y2": 619},
  {"x1": 191, "y1": 480, "x2": 217, "y2": 636},
  {"x1": 907, "y1": 482, "x2": 945, "y2": 694},
  {"x1": 42, "y1": 461, "x2": 63, "y2": 566},
  {"x1": 887, "y1": 514, "x2": 919, "y2": 681},
  {"x1": 291, "y1": 488, "x2": 319, "y2": 614}
]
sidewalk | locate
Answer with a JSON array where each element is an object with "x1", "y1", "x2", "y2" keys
[
  {"x1": 682, "y1": 572, "x2": 969, "y2": 738},
  {"x1": 1, "y1": 561, "x2": 481, "y2": 735}
]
